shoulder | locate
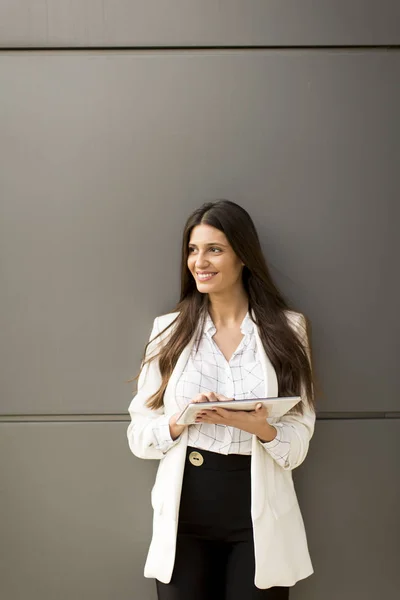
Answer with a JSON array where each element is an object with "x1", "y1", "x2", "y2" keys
[
  {"x1": 144, "y1": 311, "x2": 179, "y2": 357},
  {"x1": 284, "y1": 310, "x2": 308, "y2": 344},
  {"x1": 154, "y1": 311, "x2": 180, "y2": 331},
  {"x1": 284, "y1": 310, "x2": 310, "y2": 361},
  {"x1": 284, "y1": 309, "x2": 306, "y2": 328},
  {"x1": 150, "y1": 311, "x2": 180, "y2": 345}
]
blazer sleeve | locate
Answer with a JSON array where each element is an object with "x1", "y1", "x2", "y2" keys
[
  {"x1": 260, "y1": 313, "x2": 316, "y2": 470},
  {"x1": 126, "y1": 317, "x2": 180, "y2": 460}
]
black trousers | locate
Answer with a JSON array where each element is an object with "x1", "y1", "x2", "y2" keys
[{"x1": 156, "y1": 447, "x2": 290, "y2": 600}]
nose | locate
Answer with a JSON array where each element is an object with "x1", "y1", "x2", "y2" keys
[{"x1": 194, "y1": 251, "x2": 210, "y2": 269}]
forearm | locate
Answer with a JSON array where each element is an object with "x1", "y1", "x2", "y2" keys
[
  {"x1": 254, "y1": 421, "x2": 278, "y2": 443},
  {"x1": 127, "y1": 412, "x2": 180, "y2": 458},
  {"x1": 261, "y1": 414, "x2": 315, "y2": 470},
  {"x1": 169, "y1": 415, "x2": 186, "y2": 441}
]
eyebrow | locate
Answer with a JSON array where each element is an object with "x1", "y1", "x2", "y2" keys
[{"x1": 188, "y1": 242, "x2": 227, "y2": 247}]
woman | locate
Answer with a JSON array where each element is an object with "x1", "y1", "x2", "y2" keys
[{"x1": 127, "y1": 200, "x2": 316, "y2": 599}]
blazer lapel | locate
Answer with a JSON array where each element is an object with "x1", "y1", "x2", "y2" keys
[
  {"x1": 163, "y1": 334, "x2": 197, "y2": 414},
  {"x1": 251, "y1": 309, "x2": 278, "y2": 398}
]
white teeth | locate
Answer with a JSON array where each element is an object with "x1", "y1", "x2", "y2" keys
[{"x1": 197, "y1": 272, "x2": 217, "y2": 279}]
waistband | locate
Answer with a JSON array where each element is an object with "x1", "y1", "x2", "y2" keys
[{"x1": 185, "y1": 446, "x2": 251, "y2": 471}]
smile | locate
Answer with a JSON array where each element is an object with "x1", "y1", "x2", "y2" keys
[{"x1": 196, "y1": 272, "x2": 217, "y2": 281}]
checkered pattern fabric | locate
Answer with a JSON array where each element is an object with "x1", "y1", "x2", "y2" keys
[{"x1": 152, "y1": 311, "x2": 287, "y2": 458}]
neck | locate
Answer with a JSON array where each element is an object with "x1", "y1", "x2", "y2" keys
[{"x1": 207, "y1": 286, "x2": 249, "y2": 328}]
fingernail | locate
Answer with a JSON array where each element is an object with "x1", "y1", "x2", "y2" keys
[{"x1": 256, "y1": 403, "x2": 262, "y2": 409}]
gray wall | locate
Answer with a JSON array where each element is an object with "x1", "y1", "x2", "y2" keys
[{"x1": 1, "y1": 2, "x2": 399, "y2": 599}]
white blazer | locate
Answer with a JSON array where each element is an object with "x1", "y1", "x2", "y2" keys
[{"x1": 127, "y1": 309, "x2": 315, "y2": 589}]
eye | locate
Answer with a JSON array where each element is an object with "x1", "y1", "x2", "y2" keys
[{"x1": 188, "y1": 246, "x2": 222, "y2": 253}]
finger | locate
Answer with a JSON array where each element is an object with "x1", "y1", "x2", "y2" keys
[
  {"x1": 204, "y1": 391, "x2": 219, "y2": 402},
  {"x1": 193, "y1": 392, "x2": 213, "y2": 403},
  {"x1": 198, "y1": 408, "x2": 220, "y2": 420},
  {"x1": 191, "y1": 393, "x2": 209, "y2": 404},
  {"x1": 195, "y1": 407, "x2": 216, "y2": 417},
  {"x1": 195, "y1": 411, "x2": 208, "y2": 421},
  {"x1": 217, "y1": 394, "x2": 234, "y2": 402},
  {"x1": 209, "y1": 407, "x2": 228, "y2": 418},
  {"x1": 251, "y1": 405, "x2": 268, "y2": 418}
]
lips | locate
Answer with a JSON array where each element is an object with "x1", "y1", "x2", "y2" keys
[{"x1": 196, "y1": 272, "x2": 217, "y2": 281}]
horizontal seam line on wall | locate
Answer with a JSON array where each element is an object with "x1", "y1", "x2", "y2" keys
[
  {"x1": 0, "y1": 45, "x2": 399, "y2": 53},
  {"x1": 0, "y1": 412, "x2": 399, "y2": 423}
]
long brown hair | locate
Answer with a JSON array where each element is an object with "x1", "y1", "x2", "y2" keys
[{"x1": 131, "y1": 200, "x2": 317, "y2": 415}]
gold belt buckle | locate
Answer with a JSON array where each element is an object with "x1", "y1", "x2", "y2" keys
[{"x1": 189, "y1": 451, "x2": 204, "y2": 467}]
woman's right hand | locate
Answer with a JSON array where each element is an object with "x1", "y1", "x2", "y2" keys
[{"x1": 169, "y1": 392, "x2": 230, "y2": 440}]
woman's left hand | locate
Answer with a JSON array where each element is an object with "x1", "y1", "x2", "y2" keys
[{"x1": 195, "y1": 402, "x2": 278, "y2": 442}]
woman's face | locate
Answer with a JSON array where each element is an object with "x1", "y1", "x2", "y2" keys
[{"x1": 187, "y1": 224, "x2": 244, "y2": 294}]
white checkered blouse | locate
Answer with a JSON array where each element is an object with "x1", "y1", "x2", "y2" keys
[{"x1": 152, "y1": 310, "x2": 288, "y2": 458}]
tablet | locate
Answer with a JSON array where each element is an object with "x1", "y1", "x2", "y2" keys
[{"x1": 175, "y1": 396, "x2": 301, "y2": 426}]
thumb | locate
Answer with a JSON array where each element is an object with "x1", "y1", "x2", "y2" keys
[{"x1": 256, "y1": 403, "x2": 262, "y2": 410}]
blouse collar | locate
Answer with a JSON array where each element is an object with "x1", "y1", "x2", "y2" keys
[{"x1": 204, "y1": 310, "x2": 254, "y2": 337}]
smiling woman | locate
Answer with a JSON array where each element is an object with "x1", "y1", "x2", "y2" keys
[
  {"x1": 127, "y1": 199, "x2": 316, "y2": 600},
  {"x1": 188, "y1": 227, "x2": 243, "y2": 293}
]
